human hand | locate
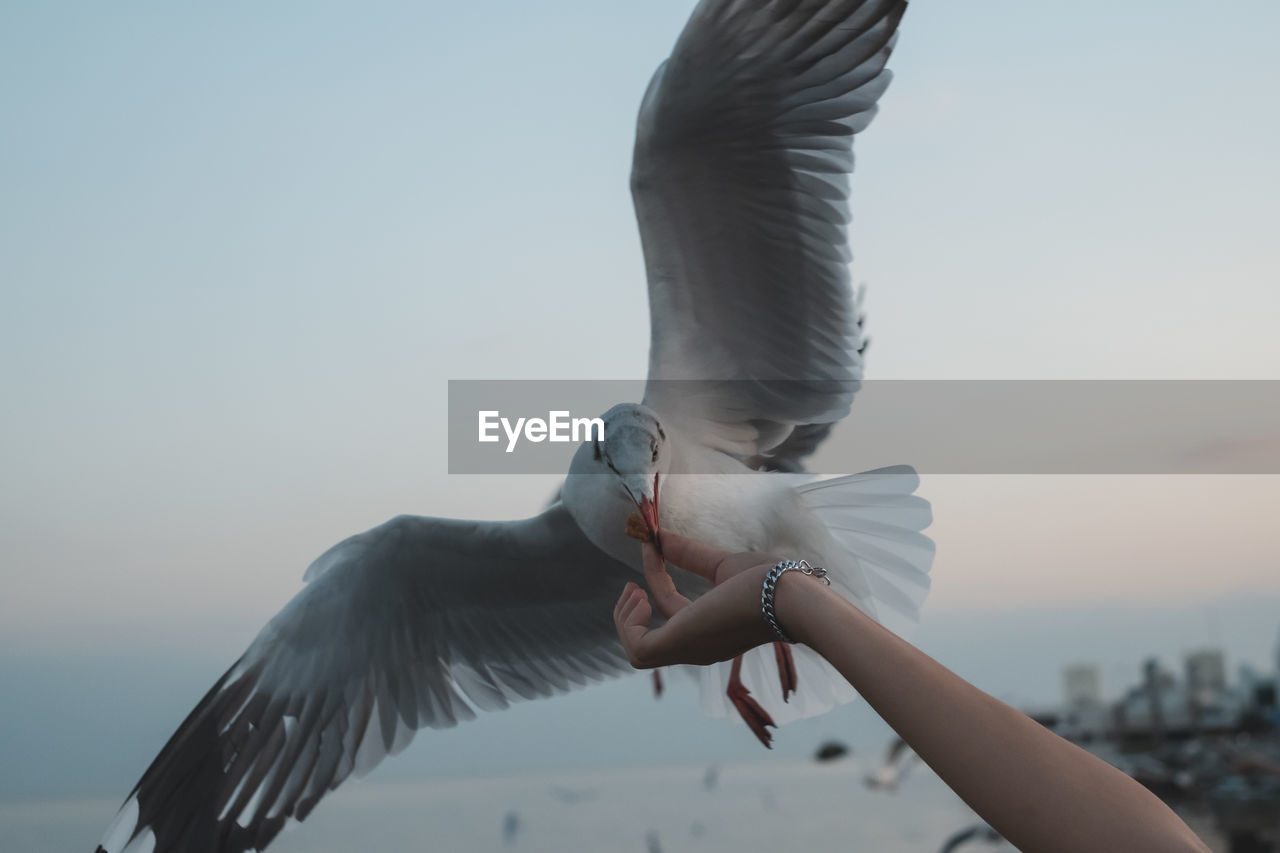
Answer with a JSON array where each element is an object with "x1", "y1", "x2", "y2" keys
[{"x1": 612, "y1": 531, "x2": 790, "y2": 668}]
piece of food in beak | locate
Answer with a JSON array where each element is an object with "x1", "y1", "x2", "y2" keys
[{"x1": 625, "y1": 513, "x2": 654, "y2": 543}]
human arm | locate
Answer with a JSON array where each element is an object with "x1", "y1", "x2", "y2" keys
[{"x1": 614, "y1": 533, "x2": 1211, "y2": 853}]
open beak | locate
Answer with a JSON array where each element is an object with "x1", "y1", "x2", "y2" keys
[
  {"x1": 624, "y1": 472, "x2": 661, "y2": 554},
  {"x1": 638, "y1": 472, "x2": 661, "y2": 537}
]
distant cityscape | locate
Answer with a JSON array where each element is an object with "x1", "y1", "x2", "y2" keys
[
  {"x1": 1028, "y1": 629, "x2": 1280, "y2": 851},
  {"x1": 1041, "y1": 630, "x2": 1280, "y2": 744}
]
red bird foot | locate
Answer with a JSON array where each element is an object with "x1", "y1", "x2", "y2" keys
[
  {"x1": 774, "y1": 642, "x2": 797, "y2": 703},
  {"x1": 728, "y1": 678, "x2": 777, "y2": 748}
]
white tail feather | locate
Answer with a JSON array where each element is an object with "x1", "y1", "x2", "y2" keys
[{"x1": 694, "y1": 466, "x2": 934, "y2": 725}]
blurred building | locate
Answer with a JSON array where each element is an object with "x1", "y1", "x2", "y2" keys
[
  {"x1": 1240, "y1": 660, "x2": 1280, "y2": 731},
  {"x1": 1063, "y1": 664, "x2": 1102, "y2": 708},
  {"x1": 1275, "y1": 626, "x2": 1280, "y2": 677},
  {"x1": 1058, "y1": 664, "x2": 1108, "y2": 740},
  {"x1": 1184, "y1": 649, "x2": 1231, "y2": 729},
  {"x1": 1051, "y1": 628, "x2": 1280, "y2": 745},
  {"x1": 1185, "y1": 649, "x2": 1226, "y2": 696},
  {"x1": 1244, "y1": 627, "x2": 1280, "y2": 727},
  {"x1": 1114, "y1": 658, "x2": 1190, "y2": 741}
]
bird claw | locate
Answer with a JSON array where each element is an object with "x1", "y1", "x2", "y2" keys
[
  {"x1": 728, "y1": 680, "x2": 776, "y2": 748},
  {"x1": 774, "y1": 642, "x2": 797, "y2": 703}
]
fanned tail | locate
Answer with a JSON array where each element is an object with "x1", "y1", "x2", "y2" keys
[
  {"x1": 798, "y1": 465, "x2": 935, "y2": 640},
  {"x1": 694, "y1": 466, "x2": 934, "y2": 727}
]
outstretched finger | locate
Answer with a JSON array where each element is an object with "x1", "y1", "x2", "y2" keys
[
  {"x1": 642, "y1": 541, "x2": 692, "y2": 618},
  {"x1": 613, "y1": 584, "x2": 654, "y2": 666},
  {"x1": 654, "y1": 530, "x2": 735, "y2": 582},
  {"x1": 618, "y1": 584, "x2": 647, "y2": 625}
]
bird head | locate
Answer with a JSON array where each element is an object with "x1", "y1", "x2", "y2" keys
[
  {"x1": 597, "y1": 403, "x2": 668, "y2": 533},
  {"x1": 563, "y1": 403, "x2": 669, "y2": 548}
]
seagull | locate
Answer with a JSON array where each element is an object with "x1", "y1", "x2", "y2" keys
[
  {"x1": 95, "y1": 2, "x2": 933, "y2": 852},
  {"x1": 864, "y1": 734, "x2": 923, "y2": 792},
  {"x1": 501, "y1": 810, "x2": 521, "y2": 846},
  {"x1": 813, "y1": 739, "x2": 853, "y2": 763},
  {"x1": 938, "y1": 823, "x2": 1005, "y2": 853}
]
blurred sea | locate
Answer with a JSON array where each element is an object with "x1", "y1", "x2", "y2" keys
[{"x1": 0, "y1": 757, "x2": 1228, "y2": 853}]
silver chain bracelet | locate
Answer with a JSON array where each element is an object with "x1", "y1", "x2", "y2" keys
[{"x1": 761, "y1": 559, "x2": 830, "y2": 644}]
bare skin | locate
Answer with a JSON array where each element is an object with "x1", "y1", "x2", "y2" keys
[
  {"x1": 615, "y1": 531, "x2": 1212, "y2": 853},
  {"x1": 627, "y1": 510, "x2": 793, "y2": 745}
]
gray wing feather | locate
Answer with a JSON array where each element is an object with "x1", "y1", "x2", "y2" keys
[
  {"x1": 635, "y1": 0, "x2": 904, "y2": 458},
  {"x1": 96, "y1": 504, "x2": 634, "y2": 853},
  {"x1": 748, "y1": 421, "x2": 836, "y2": 471}
]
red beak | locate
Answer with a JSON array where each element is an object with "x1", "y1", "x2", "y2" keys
[{"x1": 639, "y1": 473, "x2": 661, "y2": 552}]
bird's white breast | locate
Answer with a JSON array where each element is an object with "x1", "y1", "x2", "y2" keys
[{"x1": 659, "y1": 442, "x2": 829, "y2": 562}]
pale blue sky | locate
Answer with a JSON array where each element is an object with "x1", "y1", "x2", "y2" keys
[{"x1": 2, "y1": 0, "x2": 1279, "y2": 803}]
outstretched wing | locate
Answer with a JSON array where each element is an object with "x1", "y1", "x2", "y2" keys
[
  {"x1": 635, "y1": 0, "x2": 904, "y2": 458},
  {"x1": 96, "y1": 504, "x2": 635, "y2": 853}
]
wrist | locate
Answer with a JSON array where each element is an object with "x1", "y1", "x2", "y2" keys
[{"x1": 770, "y1": 569, "x2": 835, "y2": 647}]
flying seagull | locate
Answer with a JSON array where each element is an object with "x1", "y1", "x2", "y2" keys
[
  {"x1": 938, "y1": 823, "x2": 1005, "y2": 853},
  {"x1": 96, "y1": 2, "x2": 932, "y2": 852},
  {"x1": 864, "y1": 734, "x2": 923, "y2": 792}
]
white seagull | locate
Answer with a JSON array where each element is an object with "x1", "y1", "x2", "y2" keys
[{"x1": 96, "y1": 2, "x2": 933, "y2": 852}]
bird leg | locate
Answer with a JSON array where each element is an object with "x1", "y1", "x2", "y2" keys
[
  {"x1": 728, "y1": 654, "x2": 776, "y2": 748},
  {"x1": 652, "y1": 668, "x2": 664, "y2": 698},
  {"x1": 773, "y1": 641, "x2": 797, "y2": 702}
]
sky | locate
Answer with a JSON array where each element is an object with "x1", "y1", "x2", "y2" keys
[{"x1": 1, "y1": 0, "x2": 1279, "y2": 805}]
